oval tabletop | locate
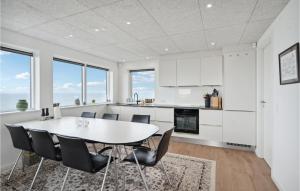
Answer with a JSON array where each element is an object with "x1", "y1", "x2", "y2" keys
[{"x1": 16, "y1": 117, "x2": 159, "y2": 144}]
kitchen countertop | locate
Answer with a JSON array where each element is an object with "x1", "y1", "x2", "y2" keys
[{"x1": 108, "y1": 103, "x2": 223, "y2": 110}]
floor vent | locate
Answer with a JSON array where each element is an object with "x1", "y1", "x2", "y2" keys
[{"x1": 226, "y1": 142, "x2": 251, "y2": 148}]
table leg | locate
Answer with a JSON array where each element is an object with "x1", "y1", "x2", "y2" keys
[
  {"x1": 101, "y1": 146, "x2": 113, "y2": 191},
  {"x1": 114, "y1": 147, "x2": 118, "y2": 191},
  {"x1": 132, "y1": 150, "x2": 149, "y2": 191}
]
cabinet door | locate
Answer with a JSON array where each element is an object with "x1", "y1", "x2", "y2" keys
[
  {"x1": 199, "y1": 125, "x2": 223, "y2": 142},
  {"x1": 201, "y1": 56, "x2": 223, "y2": 85},
  {"x1": 199, "y1": 110, "x2": 222, "y2": 126},
  {"x1": 159, "y1": 60, "x2": 177, "y2": 86},
  {"x1": 177, "y1": 58, "x2": 201, "y2": 86},
  {"x1": 223, "y1": 111, "x2": 256, "y2": 145},
  {"x1": 155, "y1": 108, "x2": 174, "y2": 122},
  {"x1": 119, "y1": 107, "x2": 135, "y2": 121},
  {"x1": 224, "y1": 51, "x2": 256, "y2": 111},
  {"x1": 138, "y1": 107, "x2": 156, "y2": 121}
]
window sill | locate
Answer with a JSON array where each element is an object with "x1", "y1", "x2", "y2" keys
[
  {"x1": 0, "y1": 109, "x2": 40, "y2": 116},
  {"x1": 60, "y1": 103, "x2": 111, "y2": 109}
]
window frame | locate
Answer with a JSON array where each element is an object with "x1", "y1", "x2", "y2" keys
[
  {"x1": 0, "y1": 46, "x2": 34, "y2": 112},
  {"x1": 52, "y1": 57, "x2": 109, "y2": 107},
  {"x1": 129, "y1": 68, "x2": 155, "y2": 99}
]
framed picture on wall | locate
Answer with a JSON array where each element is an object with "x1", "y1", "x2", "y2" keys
[{"x1": 279, "y1": 42, "x2": 300, "y2": 85}]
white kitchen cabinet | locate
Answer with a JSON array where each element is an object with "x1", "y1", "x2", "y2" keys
[
  {"x1": 199, "y1": 110, "x2": 222, "y2": 126},
  {"x1": 201, "y1": 56, "x2": 223, "y2": 86},
  {"x1": 223, "y1": 111, "x2": 256, "y2": 145},
  {"x1": 224, "y1": 51, "x2": 256, "y2": 111},
  {"x1": 177, "y1": 58, "x2": 201, "y2": 86},
  {"x1": 155, "y1": 108, "x2": 174, "y2": 122},
  {"x1": 119, "y1": 106, "x2": 136, "y2": 121},
  {"x1": 199, "y1": 125, "x2": 223, "y2": 142},
  {"x1": 137, "y1": 107, "x2": 156, "y2": 121},
  {"x1": 159, "y1": 60, "x2": 177, "y2": 86},
  {"x1": 107, "y1": 106, "x2": 121, "y2": 115}
]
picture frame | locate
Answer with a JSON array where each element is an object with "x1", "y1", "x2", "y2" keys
[{"x1": 279, "y1": 42, "x2": 300, "y2": 85}]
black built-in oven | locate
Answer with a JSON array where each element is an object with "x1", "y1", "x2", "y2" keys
[{"x1": 174, "y1": 108, "x2": 199, "y2": 134}]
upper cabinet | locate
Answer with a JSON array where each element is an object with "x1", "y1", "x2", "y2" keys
[
  {"x1": 159, "y1": 60, "x2": 177, "y2": 87},
  {"x1": 177, "y1": 58, "x2": 201, "y2": 86},
  {"x1": 224, "y1": 51, "x2": 256, "y2": 111},
  {"x1": 201, "y1": 56, "x2": 223, "y2": 86}
]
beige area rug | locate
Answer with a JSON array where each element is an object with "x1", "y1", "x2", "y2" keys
[{"x1": 1, "y1": 153, "x2": 216, "y2": 191}]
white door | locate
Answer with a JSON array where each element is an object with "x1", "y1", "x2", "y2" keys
[{"x1": 262, "y1": 43, "x2": 273, "y2": 167}]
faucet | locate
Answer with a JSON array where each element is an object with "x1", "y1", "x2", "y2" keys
[{"x1": 133, "y1": 92, "x2": 141, "y2": 105}]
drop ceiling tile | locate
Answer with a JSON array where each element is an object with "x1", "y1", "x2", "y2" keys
[
  {"x1": 76, "y1": 0, "x2": 122, "y2": 9},
  {"x1": 251, "y1": 0, "x2": 289, "y2": 21},
  {"x1": 21, "y1": 0, "x2": 88, "y2": 19},
  {"x1": 240, "y1": 19, "x2": 273, "y2": 43},
  {"x1": 93, "y1": 0, "x2": 165, "y2": 40},
  {"x1": 1, "y1": 0, "x2": 53, "y2": 30},
  {"x1": 205, "y1": 24, "x2": 246, "y2": 48},
  {"x1": 170, "y1": 30, "x2": 208, "y2": 52},
  {"x1": 199, "y1": 0, "x2": 256, "y2": 29},
  {"x1": 139, "y1": 0, "x2": 204, "y2": 35},
  {"x1": 142, "y1": 36, "x2": 181, "y2": 54},
  {"x1": 117, "y1": 42, "x2": 158, "y2": 57}
]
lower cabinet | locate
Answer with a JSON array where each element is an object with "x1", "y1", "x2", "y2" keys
[
  {"x1": 199, "y1": 125, "x2": 222, "y2": 142},
  {"x1": 223, "y1": 111, "x2": 256, "y2": 145}
]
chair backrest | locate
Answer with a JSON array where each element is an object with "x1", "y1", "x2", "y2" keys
[
  {"x1": 5, "y1": 124, "x2": 32, "y2": 151},
  {"x1": 102, "y1": 113, "x2": 119, "y2": 120},
  {"x1": 29, "y1": 129, "x2": 58, "y2": 160},
  {"x1": 155, "y1": 128, "x2": 173, "y2": 163},
  {"x1": 81, "y1": 112, "x2": 96, "y2": 118},
  {"x1": 57, "y1": 135, "x2": 94, "y2": 172},
  {"x1": 131, "y1": 114, "x2": 150, "y2": 124}
]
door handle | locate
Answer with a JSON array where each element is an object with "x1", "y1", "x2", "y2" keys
[{"x1": 261, "y1": 101, "x2": 267, "y2": 104}]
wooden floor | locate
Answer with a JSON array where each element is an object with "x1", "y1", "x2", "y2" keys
[{"x1": 166, "y1": 139, "x2": 278, "y2": 191}]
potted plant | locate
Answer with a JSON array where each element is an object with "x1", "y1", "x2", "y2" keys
[
  {"x1": 75, "y1": 98, "x2": 80, "y2": 106},
  {"x1": 92, "y1": 99, "x2": 96, "y2": 104},
  {"x1": 16, "y1": 99, "x2": 28, "y2": 111}
]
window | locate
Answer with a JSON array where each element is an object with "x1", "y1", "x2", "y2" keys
[
  {"x1": 53, "y1": 58, "x2": 109, "y2": 107},
  {"x1": 86, "y1": 65, "x2": 108, "y2": 104},
  {"x1": 53, "y1": 58, "x2": 83, "y2": 106},
  {"x1": 0, "y1": 47, "x2": 33, "y2": 112},
  {"x1": 130, "y1": 69, "x2": 155, "y2": 100}
]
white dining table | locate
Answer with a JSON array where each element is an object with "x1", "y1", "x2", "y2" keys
[{"x1": 16, "y1": 116, "x2": 159, "y2": 191}]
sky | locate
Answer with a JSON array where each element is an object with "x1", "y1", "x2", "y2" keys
[
  {"x1": 131, "y1": 70, "x2": 155, "y2": 99},
  {"x1": 0, "y1": 50, "x2": 31, "y2": 94}
]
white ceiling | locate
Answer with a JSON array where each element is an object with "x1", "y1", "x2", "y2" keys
[{"x1": 1, "y1": 0, "x2": 289, "y2": 62}]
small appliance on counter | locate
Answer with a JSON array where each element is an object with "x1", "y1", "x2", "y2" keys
[{"x1": 203, "y1": 89, "x2": 222, "y2": 109}]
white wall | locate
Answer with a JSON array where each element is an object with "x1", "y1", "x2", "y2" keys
[
  {"x1": 0, "y1": 29, "x2": 118, "y2": 171},
  {"x1": 257, "y1": 0, "x2": 299, "y2": 190},
  {"x1": 118, "y1": 50, "x2": 224, "y2": 105}
]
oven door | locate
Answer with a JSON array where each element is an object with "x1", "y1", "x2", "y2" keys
[{"x1": 174, "y1": 113, "x2": 199, "y2": 134}]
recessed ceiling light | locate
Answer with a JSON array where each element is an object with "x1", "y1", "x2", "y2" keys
[
  {"x1": 210, "y1": 42, "x2": 215, "y2": 46},
  {"x1": 101, "y1": 27, "x2": 107, "y2": 31},
  {"x1": 206, "y1": 3, "x2": 213, "y2": 8},
  {"x1": 67, "y1": 34, "x2": 73, "y2": 38},
  {"x1": 126, "y1": 21, "x2": 131, "y2": 25},
  {"x1": 164, "y1": 48, "x2": 169, "y2": 51},
  {"x1": 94, "y1": 28, "x2": 100, "y2": 32}
]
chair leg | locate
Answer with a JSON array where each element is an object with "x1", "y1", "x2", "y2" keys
[
  {"x1": 150, "y1": 138, "x2": 157, "y2": 150},
  {"x1": 60, "y1": 167, "x2": 70, "y2": 191},
  {"x1": 123, "y1": 145, "x2": 128, "y2": 156},
  {"x1": 160, "y1": 161, "x2": 171, "y2": 185},
  {"x1": 132, "y1": 151, "x2": 149, "y2": 191},
  {"x1": 7, "y1": 150, "x2": 23, "y2": 181},
  {"x1": 92, "y1": 143, "x2": 97, "y2": 153},
  {"x1": 101, "y1": 146, "x2": 113, "y2": 191},
  {"x1": 29, "y1": 157, "x2": 44, "y2": 191},
  {"x1": 114, "y1": 147, "x2": 118, "y2": 190}
]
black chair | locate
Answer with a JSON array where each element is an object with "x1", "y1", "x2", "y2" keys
[
  {"x1": 124, "y1": 115, "x2": 151, "y2": 147},
  {"x1": 81, "y1": 112, "x2": 98, "y2": 152},
  {"x1": 102, "y1": 113, "x2": 119, "y2": 120},
  {"x1": 5, "y1": 124, "x2": 34, "y2": 181},
  {"x1": 57, "y1": 135, "x2": 114, "y2": 191},
  {"x1": 131, "y1": 114, "x2": 150, "y2": 124},
  {"x1": 81, "y1": 112, "x2": 96, "y2": 118},
  {"x1": 28, "y1": 129, "x2": 62, "y2": 190},
  {"x1": 123, "y1": 128, "x2": 174, "y2": 189}
]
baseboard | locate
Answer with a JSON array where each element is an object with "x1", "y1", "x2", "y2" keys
[
  {"x1": 271, "y1": 174, "x2": 284, "y2": 191},
  {"x1": 170, "y1": 136, "x2": 255, "y2": 152}
]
